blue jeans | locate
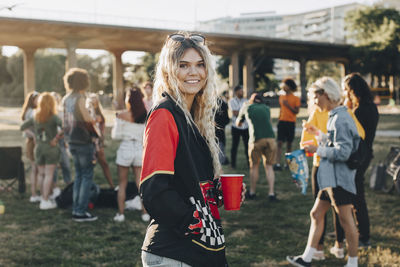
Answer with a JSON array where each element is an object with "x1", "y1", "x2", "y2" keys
[
  {"x1": 53, "y1": 138, "x2": 72, "y2": 184},
  {"x1": 69, "y1": 143, "x2": 95, "y2": 216},
  {"x1": 141, "y1": 251, "x2": 192, "y2": 267}
]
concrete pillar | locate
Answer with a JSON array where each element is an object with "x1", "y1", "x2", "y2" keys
[
  {"x1": 65, "y1": 40, "x2": 78, "y2": 70},
  {"x1": 243, "y1": 52, "x2": 254, "y2": 99},
  {"x1": 340, "y1": 61, "x2": 350, "y2": 78},
  {"x1": 299, "y1": 57, "x2": 307, "y2": 104},
  {"x1": 112, "y1": 50, "x2": 124, "y2": 110},
  {"x1": 229, "y1": 52, "x2": 240, "y2": 95},
  {"x1": 22, "y1": 47, "x2": 36, "y2": 97}
]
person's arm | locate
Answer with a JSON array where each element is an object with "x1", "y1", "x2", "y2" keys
[
  {"x1": 50, "y1": 116, "x2": 64, "y2": 147},
  {"x1": 300, "y1": 109, "x2": 318, "y2": 147},
  {"x1": 316, "y1": 119, "x2": 354, "y2": 161},
  {"x1": 282, "y1": 97, "x2": 299, "y2": 114},
  {"x1": 235, "y1": 104, "x2": 247, "y2": 127},
  {"x1": 20, "y1": 118, "x2": 34, "y2": 132},
  {"x1": 140, "y1": 109, "x2": 201, "y2": 236},
  {"x1": 78, "y1": 97, "x2": 95, "y2": 124}
]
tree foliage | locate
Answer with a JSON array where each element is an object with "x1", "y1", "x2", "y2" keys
[{"x1": 346, "y1": 6, "x2": 400, "y2": 76}]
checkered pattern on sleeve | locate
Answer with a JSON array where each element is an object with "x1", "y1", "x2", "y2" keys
[{"x1": 190, "y1": 197, "x2": 225, "y2": 247}]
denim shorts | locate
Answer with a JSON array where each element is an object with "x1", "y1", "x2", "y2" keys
[
  {"x1": 141, "y1": 251, "x2": 192, "y2": 267},
  {"x1": 116, "y1": 140, "x2": 142, "y2": 167}
]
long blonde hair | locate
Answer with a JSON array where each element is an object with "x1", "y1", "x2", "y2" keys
[
  {"x1": 153, "y1": 32, "x2": 221, "y2": 177},
  {"x1": 35, "y1": 92, "x2": 57, "y2": 123}
]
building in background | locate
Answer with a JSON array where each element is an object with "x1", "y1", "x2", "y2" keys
[{"x1": 198, "y1": 3, "x2": 364, "y2": 84}]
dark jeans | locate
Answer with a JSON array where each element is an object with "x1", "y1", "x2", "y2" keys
[
  {"x1": 230, "y1": 127, "x2": 249, "y2": 168},
  {"x1": 335, "y1": 152, "x2": 372, "y2": 243},
  {"x1": 69, "y1": 143, "x2": 95, "y2": 216}
]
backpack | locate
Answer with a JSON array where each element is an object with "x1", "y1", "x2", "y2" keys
[{"x1": 346, "y1": 138, "x2": 367, "y2": 170}]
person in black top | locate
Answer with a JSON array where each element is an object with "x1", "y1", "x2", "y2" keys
[
  {"x1": 340, "y1": 73, "x2": 379, "y2": 248},
  {"x1": 215, "y1": 91, "x2": 230, "y2": 165},
  {"x1": 140, "y1": 32, "x2": 238, "y2": 267}
]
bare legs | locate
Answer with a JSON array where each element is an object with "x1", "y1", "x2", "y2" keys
[
  {"x1": 305, "y1": 198, "x2": 359, "y2": 259},
  {"x1": 97, "y1": 148, "x2": 114, "y2": 189},
  {"x1": 264, "y1": 164, "x2": 275, "y2": 195},
  {"x1": 117, "y1": 165, "x2": 129, "y2": 215},
  {"x1": 30, "y1": 160, "x2": 39, "y2": 197},
  {"x1": 116, "y1": 165, "x2": 145, "y2": 216},
  {"x1": 37, "y1": 164, "x2": 56, "y2": 200},
  {"x1": 249, "y1": 162, "x2": 275, "y2": 196}
]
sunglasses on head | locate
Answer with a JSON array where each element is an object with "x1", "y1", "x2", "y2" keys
[{"x1": 168, "y1": 33, "x2": 206, "y2": 45}]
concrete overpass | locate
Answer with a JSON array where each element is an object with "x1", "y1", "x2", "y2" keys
[{"x1": 0, "y1": 16, "x2": 352, "y2": 107}]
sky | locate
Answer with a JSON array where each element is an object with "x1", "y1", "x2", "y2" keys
[{"x1": 0, "y1": 0, "x2": 378, "y2": 62}]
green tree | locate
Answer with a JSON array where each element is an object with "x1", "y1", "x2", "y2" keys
[
  {"x1": 35, "y1": 50, "x2": 65, "y2": 94},
  {"x1": 77, "y1": 54, "x2": 113, "y2": 94},
  {"x1": 346, "y1": 6, "x2": 400, "y2": 79},
  {"x1": 0, "y1": 51, "x2": 24, "y2": 105}
]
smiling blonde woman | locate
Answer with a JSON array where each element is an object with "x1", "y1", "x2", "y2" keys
[{"x1": 140, "y1": 32, "x2": 231, "y2": 267}]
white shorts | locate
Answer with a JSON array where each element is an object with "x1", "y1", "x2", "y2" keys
[{"x1": 116, "y1": 140, "x2": 143, "y2": 167}]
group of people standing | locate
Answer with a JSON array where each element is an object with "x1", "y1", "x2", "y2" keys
[
  {"x1": 287, "y1": 74, "x2": 378, "y2": 267},
  {"x1": 20, "y1": 68, "x2": 153, "y2": 222},
  {"x1": 19, "y1": 31, "x2": 378, "y2": 266}
]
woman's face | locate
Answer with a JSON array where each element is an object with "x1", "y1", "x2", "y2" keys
[
  {"x1": 313, "y1": 90, "x2": 329, "y2": 110},
  {"x1": 344, "y1": 87, "x2": 358, "y2": 106},
  {"x1": 176, "y1": 48, "x2": 206, "y2": 97}
]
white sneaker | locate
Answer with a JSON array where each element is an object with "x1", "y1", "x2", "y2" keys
[
  {"x1": 330, "y1": 246, "x2": 345, "y2": 259},
  {"x1": 141, "y1": 213, "x2": 150, "y2": 222},
  {"x1": 50, "y1": 187, "x2": 61, "y2": 200},
  {"x1": 125, "y1": 195, "x2": 142, "y2": 211},
  {"x1": 29, "y1": 196, "x2": 41, "y2": 203},
  {"x1": 40, "y1": 199, "x2": 57, "y2": 210},
  {"x1": 113, "y1": 213, "x2": 125, "y2": 222},
  {"x1": 312, "y1": 250, "x2": 325, "y2": 260}
]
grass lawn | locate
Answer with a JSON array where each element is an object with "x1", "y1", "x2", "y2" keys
[{"x1": 0, "y1": 106, "x2": 400, "y2": 266}]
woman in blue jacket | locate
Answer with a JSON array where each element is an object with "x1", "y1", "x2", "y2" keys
[{"x1": 287, "y1": 77, "x2": 361, "y2": 267}]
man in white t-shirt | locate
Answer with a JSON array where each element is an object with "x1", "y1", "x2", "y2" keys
[{"x1": 228, "y1": 85, "x2": 249, "y2": 168}]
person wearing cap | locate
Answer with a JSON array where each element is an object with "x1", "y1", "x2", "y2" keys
[
  {"x1": 287, "y1": 77, "x2": 360, "y2": 267},
  {"x1": 236, "y1": 93, "x2": 277, "y2": 201},
  {"x1": 228, "y1": 85, "x2": 249, "y2": 168},
  {"x1": 275, "y1": 78, "x2": 300, "y2": 171}
]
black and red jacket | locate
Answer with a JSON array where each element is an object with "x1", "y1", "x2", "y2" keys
[{"x1": 140, "y1": 94, "x2": 227, "y2": 267}]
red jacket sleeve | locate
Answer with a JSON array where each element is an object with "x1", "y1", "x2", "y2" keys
[{"x1": 140, "y1": 108, "x2": 179, "y2": 184}]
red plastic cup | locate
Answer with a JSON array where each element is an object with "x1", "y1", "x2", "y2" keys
[
  {"x1": 220, "y1": 174, "x2": 244, "y2": 211},
  {"x1": 302, "y1": 140, "x2": 314, "y2": 157}
]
